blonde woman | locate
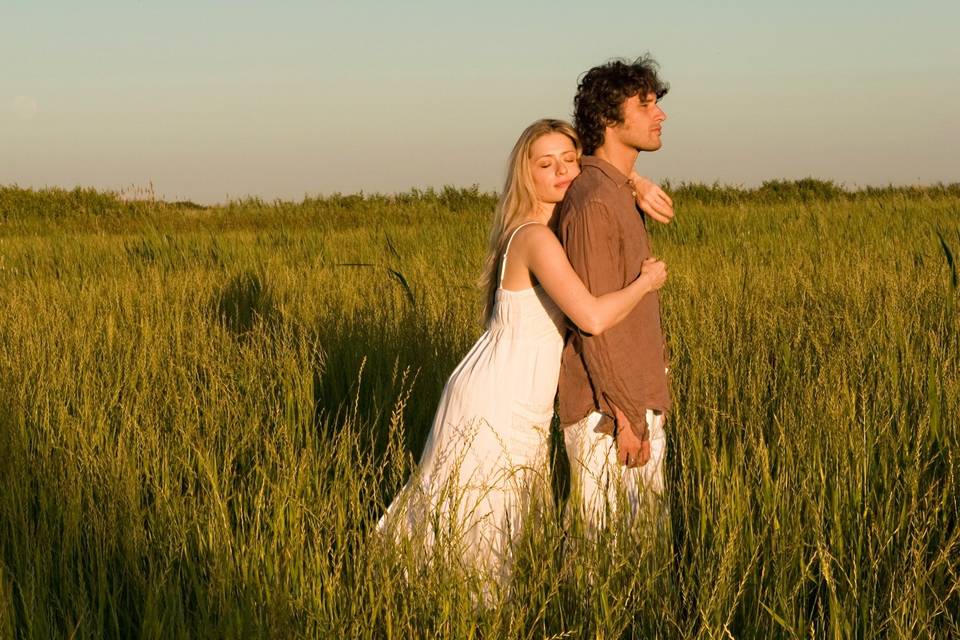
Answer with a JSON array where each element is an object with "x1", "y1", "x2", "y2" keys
[{"x1": 379, "y1": 119, "x2": 668, "y2": 581}]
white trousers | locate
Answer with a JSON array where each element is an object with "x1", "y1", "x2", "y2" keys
[{"x1": 563, "y1": 409, "x2": 667, "y2": 530}]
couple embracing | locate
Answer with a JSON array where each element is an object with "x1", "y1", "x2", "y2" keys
[{"x1": 380, "y1": 56, "x2": 675, "y2": 581}]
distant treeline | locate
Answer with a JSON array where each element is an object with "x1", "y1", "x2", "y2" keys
[
  {"x1": 666, "y1": 178, "x2": 960, "y2": 205},
  {"x1": 2, "y1": 179, "x2": 959, "y2": 223}
]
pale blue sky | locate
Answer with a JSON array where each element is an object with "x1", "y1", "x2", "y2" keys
[{"x1": 2, "y1": 0, "x2": 958, "y2": 203}]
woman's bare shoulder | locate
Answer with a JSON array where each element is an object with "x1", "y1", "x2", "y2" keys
[
  {"x1": 513, "y1": 222, "x2": 560, "y2": 247},
  {"x1": 512, "y1": 223, "x2": 563, "y2": 263}
]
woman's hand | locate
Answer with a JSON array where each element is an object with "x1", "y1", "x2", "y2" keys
[
  {"x1": 629, "y1": 172, "x2": 674, "y2": 224},
  {"x1": 638, "y1": 257, "x2": 667, "y2": 292}
]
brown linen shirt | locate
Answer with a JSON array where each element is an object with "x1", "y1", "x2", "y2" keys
[{"x1": 557, "y1": 156, "x2": 671, "y2": 439}]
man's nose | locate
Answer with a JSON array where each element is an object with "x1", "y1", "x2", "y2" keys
[{"x1": 656, "y1": 105, "x2": 667, "y2": 122}]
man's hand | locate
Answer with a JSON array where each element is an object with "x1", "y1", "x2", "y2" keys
[
  {"x1": 612, "y1": 403, "x2": 650, "y2": 468},
  {"x1": 629, "y1": 172, "x2": 674, "y2": 224}
]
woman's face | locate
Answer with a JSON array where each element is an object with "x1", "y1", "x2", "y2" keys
[{"x1": 529, "y1": 132, "x2": 580, "y2": 204}]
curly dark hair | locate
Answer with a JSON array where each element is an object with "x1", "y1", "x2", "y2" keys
[{"x1": 573, "y1": 55, "x2": 670, "y2": 155}]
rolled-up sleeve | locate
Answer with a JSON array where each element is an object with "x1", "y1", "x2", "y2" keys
[{"x1": 561, "y1": 200, "x2": 650, "y2": 440}]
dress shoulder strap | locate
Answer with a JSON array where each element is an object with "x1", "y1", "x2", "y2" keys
[{"x1": 498, "y1": 221, "x2": 542, "y2": 287}]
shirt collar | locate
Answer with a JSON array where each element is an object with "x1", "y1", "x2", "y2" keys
[{"x1": 581, "y1": 156, "x2": 632, "y2": 188}]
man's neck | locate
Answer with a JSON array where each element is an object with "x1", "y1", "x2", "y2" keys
[{"x1": 593, "y1": 141, "x2": 639, "y2": 179}]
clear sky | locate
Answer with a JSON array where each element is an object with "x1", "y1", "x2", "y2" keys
[{"x1": 2, "y1": 0, "x2": 958, "y2": 203}]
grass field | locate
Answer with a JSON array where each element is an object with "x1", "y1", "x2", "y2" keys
[{"x1": 0, "y1": 182, "x2": 957, "y2": 638}]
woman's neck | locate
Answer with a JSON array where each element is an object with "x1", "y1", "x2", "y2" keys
[{"x1": 529, "y1": 201, "x2": 557, "y2": 229}]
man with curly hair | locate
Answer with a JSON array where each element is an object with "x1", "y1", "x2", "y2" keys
[{"x1": 556, "y1": 55, "x2": 674, "y2": 529}]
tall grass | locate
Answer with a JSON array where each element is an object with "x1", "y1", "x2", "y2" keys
[{"x1": 0, "y1": 183, "x2": 957, "y2": 638}]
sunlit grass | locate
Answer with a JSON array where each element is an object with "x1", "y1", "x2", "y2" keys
[{"x1": 0, "y1": 182, "x2": 957, "y2": 638}]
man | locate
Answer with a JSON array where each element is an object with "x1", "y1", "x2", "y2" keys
[{"x1": 557, "y1": 56, "x2": 673, "y2": 528}]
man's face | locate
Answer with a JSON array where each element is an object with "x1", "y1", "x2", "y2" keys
[{"x1": 608, "y1": 91, "x2": 666, "y2": 152}]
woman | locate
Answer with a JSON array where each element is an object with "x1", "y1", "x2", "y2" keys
[{"x1": 379, "y1": 119, "x2": 667, "y2": 581}]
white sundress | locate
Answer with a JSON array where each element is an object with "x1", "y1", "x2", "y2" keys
[{"x1": 378, "y1": 221, "x2": 566, "y2": 580}]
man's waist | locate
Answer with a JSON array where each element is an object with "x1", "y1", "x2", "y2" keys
[
  {"x1": 557, "y1": 393, "x2": 672, "y2": 428},
  {"x1": 557, "y1": 370, "x2": 671, "y2": 424}
]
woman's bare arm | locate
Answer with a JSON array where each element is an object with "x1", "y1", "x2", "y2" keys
[
  {"x1": 630, "y1": 172, "x2": 674, "y2": 223},
  {"x1": 513, "y1": 224, "x2": 666, "y2": 335}
]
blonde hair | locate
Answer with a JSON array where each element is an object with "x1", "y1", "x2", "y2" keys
[{"x1": 480, "y1": 119, "x2": 582, "y2": 324}]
